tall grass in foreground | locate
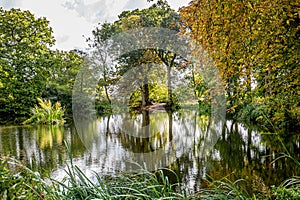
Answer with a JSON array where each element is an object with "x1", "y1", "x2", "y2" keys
[
  {"x1": 48, "y1": 165, "x2": 188, "y2": 199},
  {"x1": 193, "y1": 176, "x2": 300, "y2": 200},
  {"x1": 0, "y1": 142, "x2": 189, "y2": 199},
  {"x1": 195, "y1": 176, "x2": 251, "y2": 200},
  {"x1": 47, "y1": 142, "x2": 188, "y2": 199},
  {"x1": 23, "y1": 98, "x2": 65, "y2": 125},
  {"x1": 0, "y1": 141, "x2": 299, "y2": 199},
  {"x1": 0, "y1": 156, "x2": 49, "y2": 199}
]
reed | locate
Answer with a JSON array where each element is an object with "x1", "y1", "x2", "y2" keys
[
  {"x1": 23, "y1": 98, "x2": 65, "y2": 125},
  {"x1": 0, "y1": 141, "x2": 299, "y2": 199}
]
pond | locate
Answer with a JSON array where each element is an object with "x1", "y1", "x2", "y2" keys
[{"x1": 0, "y1": 110, "x2": 299, "y2": 192}]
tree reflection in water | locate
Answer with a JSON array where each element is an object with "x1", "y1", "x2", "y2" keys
[{"x1": 0, "y1": 111, "x2": 299, "y2": 191}]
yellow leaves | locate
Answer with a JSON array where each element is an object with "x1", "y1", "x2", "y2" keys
[
  {"x1": 37, "y1": 97, "x2": 51, "y2": 112},
  {"x1": 23, "y1": 98, "x2": 65, "y2": 125},
  {"x1": 120, "y1": 15, "x2": 142, "y2": 30},
  {"x1": 55, "y1": 101, "x2": 62, "y2": 110},
  {"x1": 8, "y1": 94, "x2": 14, "y2": 100},
  {"x1": 227, "y1": 105, "x2": 238, "y2": 113},
  {"x1": 272, "y1": 113, "x2": 283, "y2": 121},
  {"x1": 128, "y1": 15, "x2": 140, "y2": 21},
  {"x1": 28, "y1": 55, "x2": 35, "y2": 60},
  {"x1": 247, "y1": 2, "x2": 253, "y2": 9}
]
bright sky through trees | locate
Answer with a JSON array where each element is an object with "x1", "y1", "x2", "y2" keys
[{"x1": 0, "y1": 0, "x2": 190, "y2": 50}]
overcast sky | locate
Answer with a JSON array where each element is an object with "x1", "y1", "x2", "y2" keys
[{"x1": 1, "y1": 0, "x2": 190, "y2": 51}]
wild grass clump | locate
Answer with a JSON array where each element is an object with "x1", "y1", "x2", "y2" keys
[
  {"x1": 192, "y1": 176, "x2": 251, "y2": 200},
  {"x1": 192, "y1": 175, "x2": 300, "y2": 200},
  {"x1": 1, "y1": 141, "x2": 299, "y2": 199},
  {"x1": 0, "y1": 156, "x2": 48, "y2": 199},
  {"x1": 51, "y1": 166, "x2": 188, "y2": 199},
  {"x1": 23, "y1": 98, "x2": 65, "y2": 125},
  {"x1": 271, "y1": 176, "x2": 300, "y2": 200},
  {"x1": 49, "y1": 142, "x2": 188, "y2": 199}
]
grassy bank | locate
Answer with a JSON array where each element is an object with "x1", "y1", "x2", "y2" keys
[{"x1": 1, "y1": 154, "x2": 299, "y2": 199}]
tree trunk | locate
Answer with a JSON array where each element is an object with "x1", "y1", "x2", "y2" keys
[
  {"x1": 156, "y1": 51, "x2": 176, "y2": 108},
  {"x1": 141, "y1": 76, "x2": 150, "y2": 107},
  {"x1": 167, "y1": 54, "x2": 176, "y2": 107},
  {"x1": 168, "y1": 111, "x2": 173, "y2": 141},
  {"x1": 167, "y1": 65, "x2": 173, "y2": 106},
  {"x1": 103, "y1": 69, "x2": 111, "y2": 104},
  {"x1": 104, "y1": 84, "x2": 111, "y2": 104},
  {"x1": 142, "y1": 110, "x2": 150, "y2": 138}
]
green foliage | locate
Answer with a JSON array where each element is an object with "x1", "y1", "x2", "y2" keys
[
  {"x1": 23, "y1": 98, "x2": 65, "y2": 125},
  {"x1": 196, "y1": 177, "x2": 251, "y2": 200},
  {"x1": 186, "y1": 70, "x2": 211, "y2": 114},
  {"x1": 95, "y1": 101, "x2": 112, "y2": 115},
  {"x1": 116, "y1": 0, "x2": 179, "y2": 31},
  {"x1": 272, "y1": 186, "x2": 300, "y2": 200},
  {"x1": 0, "y1": 8, "x2": 55, "y2": 119},
  {"x1": 150, "y1": 84, "x2": 168, "y2": 103},
  {"x1": 180, "y1": 0, "x2": 300, "y2": 131},
  {"x1": 0, "y1": 157, "x2": 46, "y2": 199},
  {"x1": 193, "y1": 176, "x2": 300, "y2": 200},
  {"x1": 0, "y1": 8, "x2": 83, "y2": 122},
  {"x1": 237, "y1": 96, "x2": 300, "y2": 132},
  {"x1": 238, "y1": 101, "x2": 264, "y2": 125},
  {"x1": 272, "y1": 177, "x2": 300, "y2": 200},
  {"x1": 43, "y1": 50, "x2": 83, "y2": 113},
  {"x1": 129, "y1": 83, "x2": 168, "y2": 106},
  {"x1": 197, "y1": 101, "x2": 210, "y2": 114},
  {"x1": 89, "y1": 1, "x2": 183, "y2": 109},
  {"x1": 53, "y1": 165, "x2": 187, "y2": 199},
  {"x1": 87, "y1": 23, "x2": 118, "y2": 106}
]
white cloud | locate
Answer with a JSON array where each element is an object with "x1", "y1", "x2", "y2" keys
[
  {"x1": 62, "y1": 0, "x2": 191, "y2": 23},
  {"x1": 123, "y1": 0, "x2": 148, "y2": 10},
  {"x1": 0, "y1": 0, "x2": 93, "y2": 50},
  {"x1": 168, "y1": 0, "x2": 190, "y2": 11},
  {"x1": 1, "y1": 0, "x2": 21, "y2": 9},
  {"x1": 56, "y1": 35, "x2": 70, "y2": 44},
  {"x1": 63, "y1": 0, "x2": 128, "y2": 23},
  {"x1": 0, "y1": 0, "x2": 191, "y2": 51}
]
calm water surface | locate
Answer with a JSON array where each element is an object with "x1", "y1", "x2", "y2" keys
[{"x1": 0, "y1": 110, "x2": 299, "y2": 192}]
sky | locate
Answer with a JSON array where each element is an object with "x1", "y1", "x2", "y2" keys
[{"x1": 0, "y1": 0, "x2": 191, "y2": 51}]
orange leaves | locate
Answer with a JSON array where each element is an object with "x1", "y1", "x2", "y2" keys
[
  {"x1": 181, "y1": 0, "x2": 299, "y2": 118},
  {"x1": 227, "y1": 105, "x2": 239, "y2": 113}
]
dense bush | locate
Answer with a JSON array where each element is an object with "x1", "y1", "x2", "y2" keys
[{"x1": 22, "y1": 98, "x2": 65, "y2": 125}]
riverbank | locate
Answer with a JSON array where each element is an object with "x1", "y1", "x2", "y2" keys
[{"x1": 1, "y1": 155, "x2": 299, "y2": 199}]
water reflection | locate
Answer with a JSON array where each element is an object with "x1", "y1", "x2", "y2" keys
[
  {"x1": 0, "y1": 111, "x2": 299, "y2": 192},
  {"x1": 0, "y1": 125, "x2": 76, "y2": 172},
  {"x1": 73, "y1": 110, "x2": 220, "y2": 173}
]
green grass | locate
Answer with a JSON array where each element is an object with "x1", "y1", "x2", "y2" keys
[
  {"x1": 194, "y1": 176, "x2": 251, "y2": 200},
  {"x1": 0, "y1": 157, "x2": 188, "y2": 199},
  {"x1": 0, "y1": 142, "x2": 299, "y2": 199},
  {"x1": 48, "y1": 142, "x2": 189, "y2": 199},
  {"x1": 0, "y1": 156, "x2": 48, "y2": 199},
  {"x1": 271, "y1": 177, "x2": 300, "y2": 200}
]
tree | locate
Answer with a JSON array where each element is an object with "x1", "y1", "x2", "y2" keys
[
  {"x1": 181, "y1": 0, "x2": 257, "y2": 110},
  {"x1": 87, "y1": 23, "x2": 120, "y2": 105},
  {"x1": 0, "y1": 8, "x2": 55, "y2": 120},
  {"x1": 89, "y1": 0, "x2": 187, "y2": 109},
  {"x1": 43, "y1": 50, "x2": 83, "y2": 113},
  {"x1": 180, "y1": 0, "x2": 299, "y2": 129}
]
